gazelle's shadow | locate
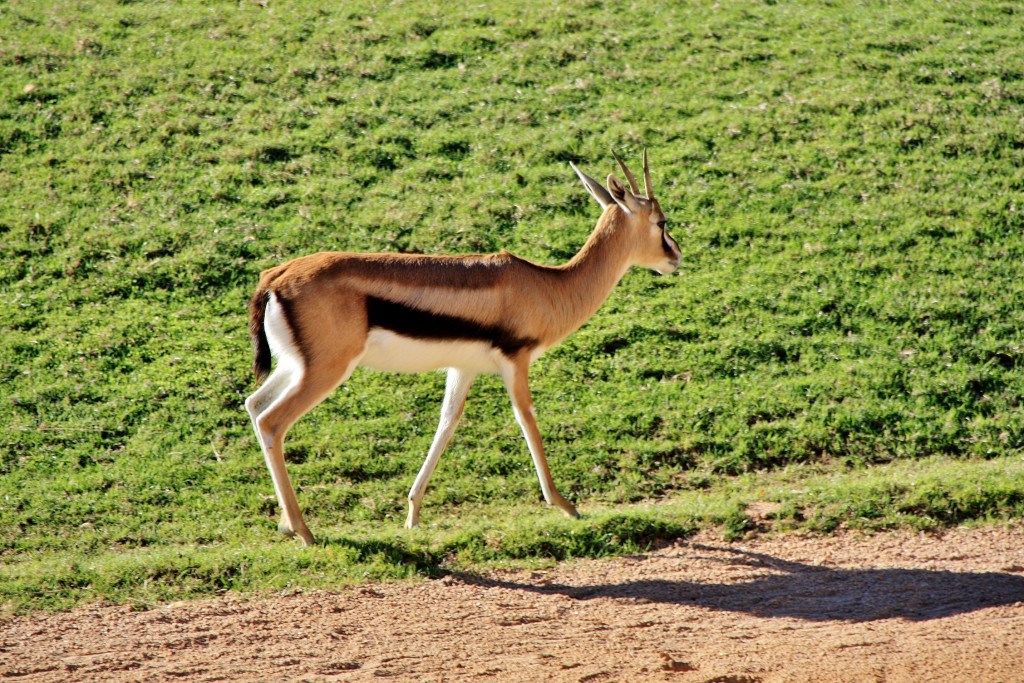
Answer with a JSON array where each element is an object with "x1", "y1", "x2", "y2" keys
[{"x1": 456, "y1": 543, "x2": 1024, "y2": 623}]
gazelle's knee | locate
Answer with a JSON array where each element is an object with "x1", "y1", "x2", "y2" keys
[
  {"x1": 244, "y1": 394, "x2": 262, "y2": 420},
  {"x1": 251, "y1": 414, "x2": 286, "y2": 449},
  {"x1": 245, "y1": 389, "x2": 278, "y2": 422}
]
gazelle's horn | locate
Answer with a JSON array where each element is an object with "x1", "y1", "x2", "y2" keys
[
  {"x1": 611, "y1": 149, "x2": 641, "y2": 197},
  {"x1": 643, "y1": 148, "x2": 653, "y2": 200}
]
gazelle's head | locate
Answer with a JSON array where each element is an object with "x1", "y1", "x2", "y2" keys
[{"x1": 571, "y1": 150, "x2": 682, "y2": 275}]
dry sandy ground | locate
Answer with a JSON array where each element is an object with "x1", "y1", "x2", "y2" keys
[{"x1": 3, "y1": 525, "x2": 1024, "y2": 683}]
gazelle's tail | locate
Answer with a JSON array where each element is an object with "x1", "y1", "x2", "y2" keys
[{"x1": 248, "y1": 289, "x2": 272, "y2": 383}]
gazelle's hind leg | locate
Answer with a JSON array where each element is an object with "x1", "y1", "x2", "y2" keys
[
  {"x1": 247, "y1": 357, "x2": 360, "y2": 546},
  {"x1": 246, "y1": 290, "x2": 368, "y2": 545},
  {"x1": 406, "y1": 368, "x2": 476, "y2": 529},
  {"x1": 245, "y1": 364, "x2": 294, "y2": 420},
  {"x1": 500, "y1": 357, "x2": 579, "y2": 519},
  {"x1": 245, "y1": 364, "x2": 300, "y2": 533}
]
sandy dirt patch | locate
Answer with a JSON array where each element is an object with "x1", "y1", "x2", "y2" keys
[{"x1": 3, "y1": 525, "x2": 1023, "y2": 682}]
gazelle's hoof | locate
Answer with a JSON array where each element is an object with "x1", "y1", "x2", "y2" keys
[
  {"x1": 553, "y1": 499, "x2": 579, "y2": 519},
  {"x1": 279, "y1": 522, "x2": 315, "y2": 546},
  {"x1": 405, "y1": 501, "x2": 422, "y2": 529}
]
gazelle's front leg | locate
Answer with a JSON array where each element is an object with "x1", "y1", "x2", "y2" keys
[
  {"x1": 406, "y1": 368, "x2": 477, "y2": 528},
  {"x1": 500, "y1": 358, "x2": 579, "y2": 519}
]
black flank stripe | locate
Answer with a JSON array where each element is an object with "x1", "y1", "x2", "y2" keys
[{"x1": 366, "y1": 296, "x2": 536, "y2": 357}]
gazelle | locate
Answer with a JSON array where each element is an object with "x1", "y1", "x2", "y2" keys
[{"x1": 245, "y1": 151, "x2": 681, "y2": 545}]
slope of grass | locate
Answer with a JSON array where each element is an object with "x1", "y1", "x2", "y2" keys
[{"x1": 2, "y1": 0, "x2": 1023, "y2": 613}]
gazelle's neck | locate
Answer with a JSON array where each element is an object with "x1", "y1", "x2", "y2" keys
[{"x1": 542, "y1": 207, "x2": 634, "y2": 342}]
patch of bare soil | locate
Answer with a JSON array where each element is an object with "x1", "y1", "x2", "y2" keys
[{"x1": 3, "y1": 526, "x2": 1024, "y2": 683}]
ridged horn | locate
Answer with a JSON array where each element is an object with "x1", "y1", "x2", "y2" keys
[
  {"x1": 643, "y1": 148, "x2": 653, "y2": 200},
  {"x1": 611, "y1": 149, "x2": 641, "y2": 197}
]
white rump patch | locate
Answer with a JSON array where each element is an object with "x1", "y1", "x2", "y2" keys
[{"x1": 264, "y1": 293, "x2": 304, "y2": 375}]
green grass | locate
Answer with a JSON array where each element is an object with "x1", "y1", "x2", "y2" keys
[{"x1": 2, "y1": 0, "x2": 1024, "y2": 614}]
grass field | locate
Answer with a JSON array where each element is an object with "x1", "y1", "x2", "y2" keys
[{"x1": 2, "y1": 0, "x2": 1023, "y2": 613}]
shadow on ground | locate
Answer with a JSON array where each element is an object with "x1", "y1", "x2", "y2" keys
[{"x1": 453, "y1": 543, "x2": 1024, "y2": 623}]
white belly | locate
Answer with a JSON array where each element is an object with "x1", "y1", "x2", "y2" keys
[{"x1": 359, "y1": 329, "x2": 504, "y2": 373}]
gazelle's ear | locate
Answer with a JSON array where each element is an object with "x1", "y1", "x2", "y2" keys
[
  {"x1": 570, "y1": 162, "x2": 614, "y2": 209},
  {"x1": 607, "y1": 174, "x2": 640, "y2": 214}
]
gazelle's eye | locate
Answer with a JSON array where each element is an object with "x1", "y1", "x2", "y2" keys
[{"x1": 657, "y1": 220, "x2": 666, "y2": 230}]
